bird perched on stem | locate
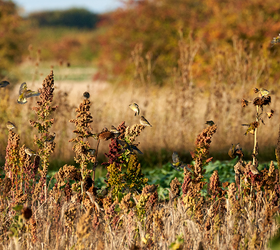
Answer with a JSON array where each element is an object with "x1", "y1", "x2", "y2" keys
[
  {"x1": 140, "y1": 116, "x2": 152, "y2": 127},
  {"x1": 25, "y1": 147, "x2": 37, "y2": 157},
  {"x1": 250, "y1": 164, "x2": 260, "y2": 175},
  {"x1": 205, "y1": 120, "x2": 215, "y2": 126},
  {"x1": 129, "y1": 103, "x2": 140, "y2": 116},
  {"x1": 17, "y1": 82, "x2": 40, "y2": 104},
  {"x1": 259, "y1": 88, "x2": 270, "y2": 97},
  {"x1": 83, "y1": 92, "x2": 90, "y2": 99},
  {"x1": 44, "y1": 133, "x2": 56, "y2": 143},
  {"x1": 6, "y1": 121, "x2": 16, "y2": 130},
  {"x1": 171, "y1": 152, "x2": 191, "y2": 171},
  {"x1": 228, "y1": 143, "x2": 243, "y2": 159},
  {"x1": 110, "y1": 125, "x2": 121, "y2": 138}
]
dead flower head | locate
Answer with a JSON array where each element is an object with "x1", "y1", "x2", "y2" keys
[{"x1": 253, "y1": 96, "x2": 271, "y2": 107}]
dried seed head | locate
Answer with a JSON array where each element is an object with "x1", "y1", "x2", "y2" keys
[
  {"x1": 22, "y1": 207, "x2": 32, "y2": 220},
  {"x1": 253, "y1": 96, "x2": 271, "y2": 106}
]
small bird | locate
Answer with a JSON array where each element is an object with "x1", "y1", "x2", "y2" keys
[
  {"x1": 250, "y1": 164, "x2": 260, "y2": 175},
  {"x1": 88, "y1": 148, "x2": 96, "y2": 156},
  {"x1": 228, "y1": 144, "x2": 243, "y2": 158},
  {"x1": 267, "y1": 110, "x2": 274, "y2": 119},
  {"x1": 91, "y1": 133, "x2": 99, "y2": 140},
  {"x1": 205, "y1": 120, "x2": 215, "y2": 126},
  {"x1": 98, "y1": 131, "x2": 115, "y2": 141},
  {"x1": 83, "y1": 92, "x2": 90, "y2": 99},
  {"x1": 0, "y1": 80, "x2": 10, "y2": 88},
  {"x1": 98, "y1": 187, "x2": 109, "y2": 198},
  {"x1": 259, "y1": 88, "x2": 270, "y2": 97},
  {"x1": 171, "y1": 152, "x2": 191, "y2": 171},
  {"x1": 6, "y1": 121, "x2": 16, "y2": 130},
  {"x1": 25, "y1": 147, "x2": 36, "y2": 157},
  {"x1": 140, "y1": 116, "x2": 152, "y2": 127},
  {"x1": 129, "y1": 103, "x2": 140, "y2": 116},
  {"x1": 44, "y1": 133, "x2": 56, "y2": 143},
  {"x1": 110, "y1": 125, "x2": 119, "y2": 134},
  {"x1": 116, "y1": 139, "x2": 143, "y2": 154},
  {"x1": 17, "y1": 82, "x2": 40, "y2": 104},
  {"x1": 242, "y1": 123, "x2": 257, "y2": 135}
]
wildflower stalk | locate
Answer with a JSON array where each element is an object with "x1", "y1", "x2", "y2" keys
[
  {"x1": 253, "y1": 105, "x2": 259, "y2": 166},
  {"x1": 30, "y1": 70, "x2": 57, "y2": 201},
  {"x1": 69, "y1": 97, "x2": 95, "y2": 194}
]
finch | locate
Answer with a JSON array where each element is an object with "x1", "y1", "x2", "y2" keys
[
  {"x1": 17, "y1": 82, "x2": 40, "y2": 104},
  {"x1": 140, "y1": 116, "x2": 152, "y2": 127},
  {"x1": 205, "y1": 120, "x2": 215, "y2": 126},
  {"x1": 250, "y1": 164, "x2": 260, "y2": 175},
  {"x1": 259, "y1": 88, "x2": 270, "y2": 97},
  {"x1": 25, "y1": 147, "x2": 36, "y2": 156},
  {"x1": 129, "y1": 103, "x2": 140, "y2": 116},
  {"x1": 171, "y1": 151, "x2": 191, "y2": 171},
  {"x1": 6, "y1": 121, "x2": 16, "y2": 130},
  {"x1": 44, "y1": 133, "x2": 56, "y2": 143},
  {"x1": 83, "y1": 92, "x2": 90, "y2": 99}
]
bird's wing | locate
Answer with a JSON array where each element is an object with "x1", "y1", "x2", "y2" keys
[
  {"x1": 25, "y1": 90, "x2": 40, "y2": 98},
  {"x1": 19, "y1": 82, "x2": 27, "y2": 95}
]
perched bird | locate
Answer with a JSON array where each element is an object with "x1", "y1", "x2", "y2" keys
[
  {"x1": 88, "y1": 148, "x2": 96, "y2": 156},
  {"x1": 144, "y1": 184, "x2": 158, "y2": 194},
  {"x1": 110, "y1": 125, "x2": 119, "y2": 134},
  {"x1": 116, "y1": 139, "x2": 143, "y2": 154},
  {"x1": 110, "y1": 126, "x2": 120, "y2": 138},
  {"x1": 98, "y1": 131, "x2": 115, "y2": 141},
  {"x1": 140, "y1": 116, "x2": 152, "y2": 127},
  {"x1": 205, "y1": 120, "x2": 215, "y2": 126},
  {"x1": 259, "y1": 88, "x2": 270, "y2": 97},
  {"x1": 44, "y1": 133, "x2": 56, "y2": 143},
  {"x1": 0, "y1": 80, "x2": 10, "y2": 88},
  {"x1": 250, "y1": 164, "x2": 260, "y2": 175},
  {"x1": 17, "y1": 82, "x2": 40, "y2": 104},
  {"x1": 91, "y1": 133, "x2": 99, "y2": 140},
  {"x1": 129, "y1": 103, "x2": 140, "y2": 116},
  {"x1": 98, "y1": 187, "x2": 109, "y2": 198},
  {"x1": 25, "y1": 147, "x2": 36, "y2": 157},
  {"x1": 83, "y1": 92, "x2": 90, "y2": 99},
  {"x1": 6, "y1": 121, "x2": 16, "y2": 130},
  {"x1": 228, "y1": 144, "x2": 243, "y2": 159},
  {"x1": 171, "y1": 151, "x2": 191, "y2": 171}
]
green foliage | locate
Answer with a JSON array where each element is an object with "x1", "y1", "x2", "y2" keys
[{"x1": 28, "y1": 8, "x2": 99, "y2": 29}]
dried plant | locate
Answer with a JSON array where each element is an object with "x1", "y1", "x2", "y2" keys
[{"x1": 69, "y1": 95, "x2": 95, "y2": 193}]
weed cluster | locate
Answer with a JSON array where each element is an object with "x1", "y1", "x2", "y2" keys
[{"x1": 0, "y1": 69, "x2": 279, "y2": 249}]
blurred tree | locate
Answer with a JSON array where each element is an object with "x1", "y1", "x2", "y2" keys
[
  {"x1": 0, "y1": 0, "x2": 30, "y2": 78},
  {"x1": 28, "y1": 8, "x2": 99, "y2": 29},
  {"x1": 96, "y1": 0, "x2": 280, "y2": 84}
]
